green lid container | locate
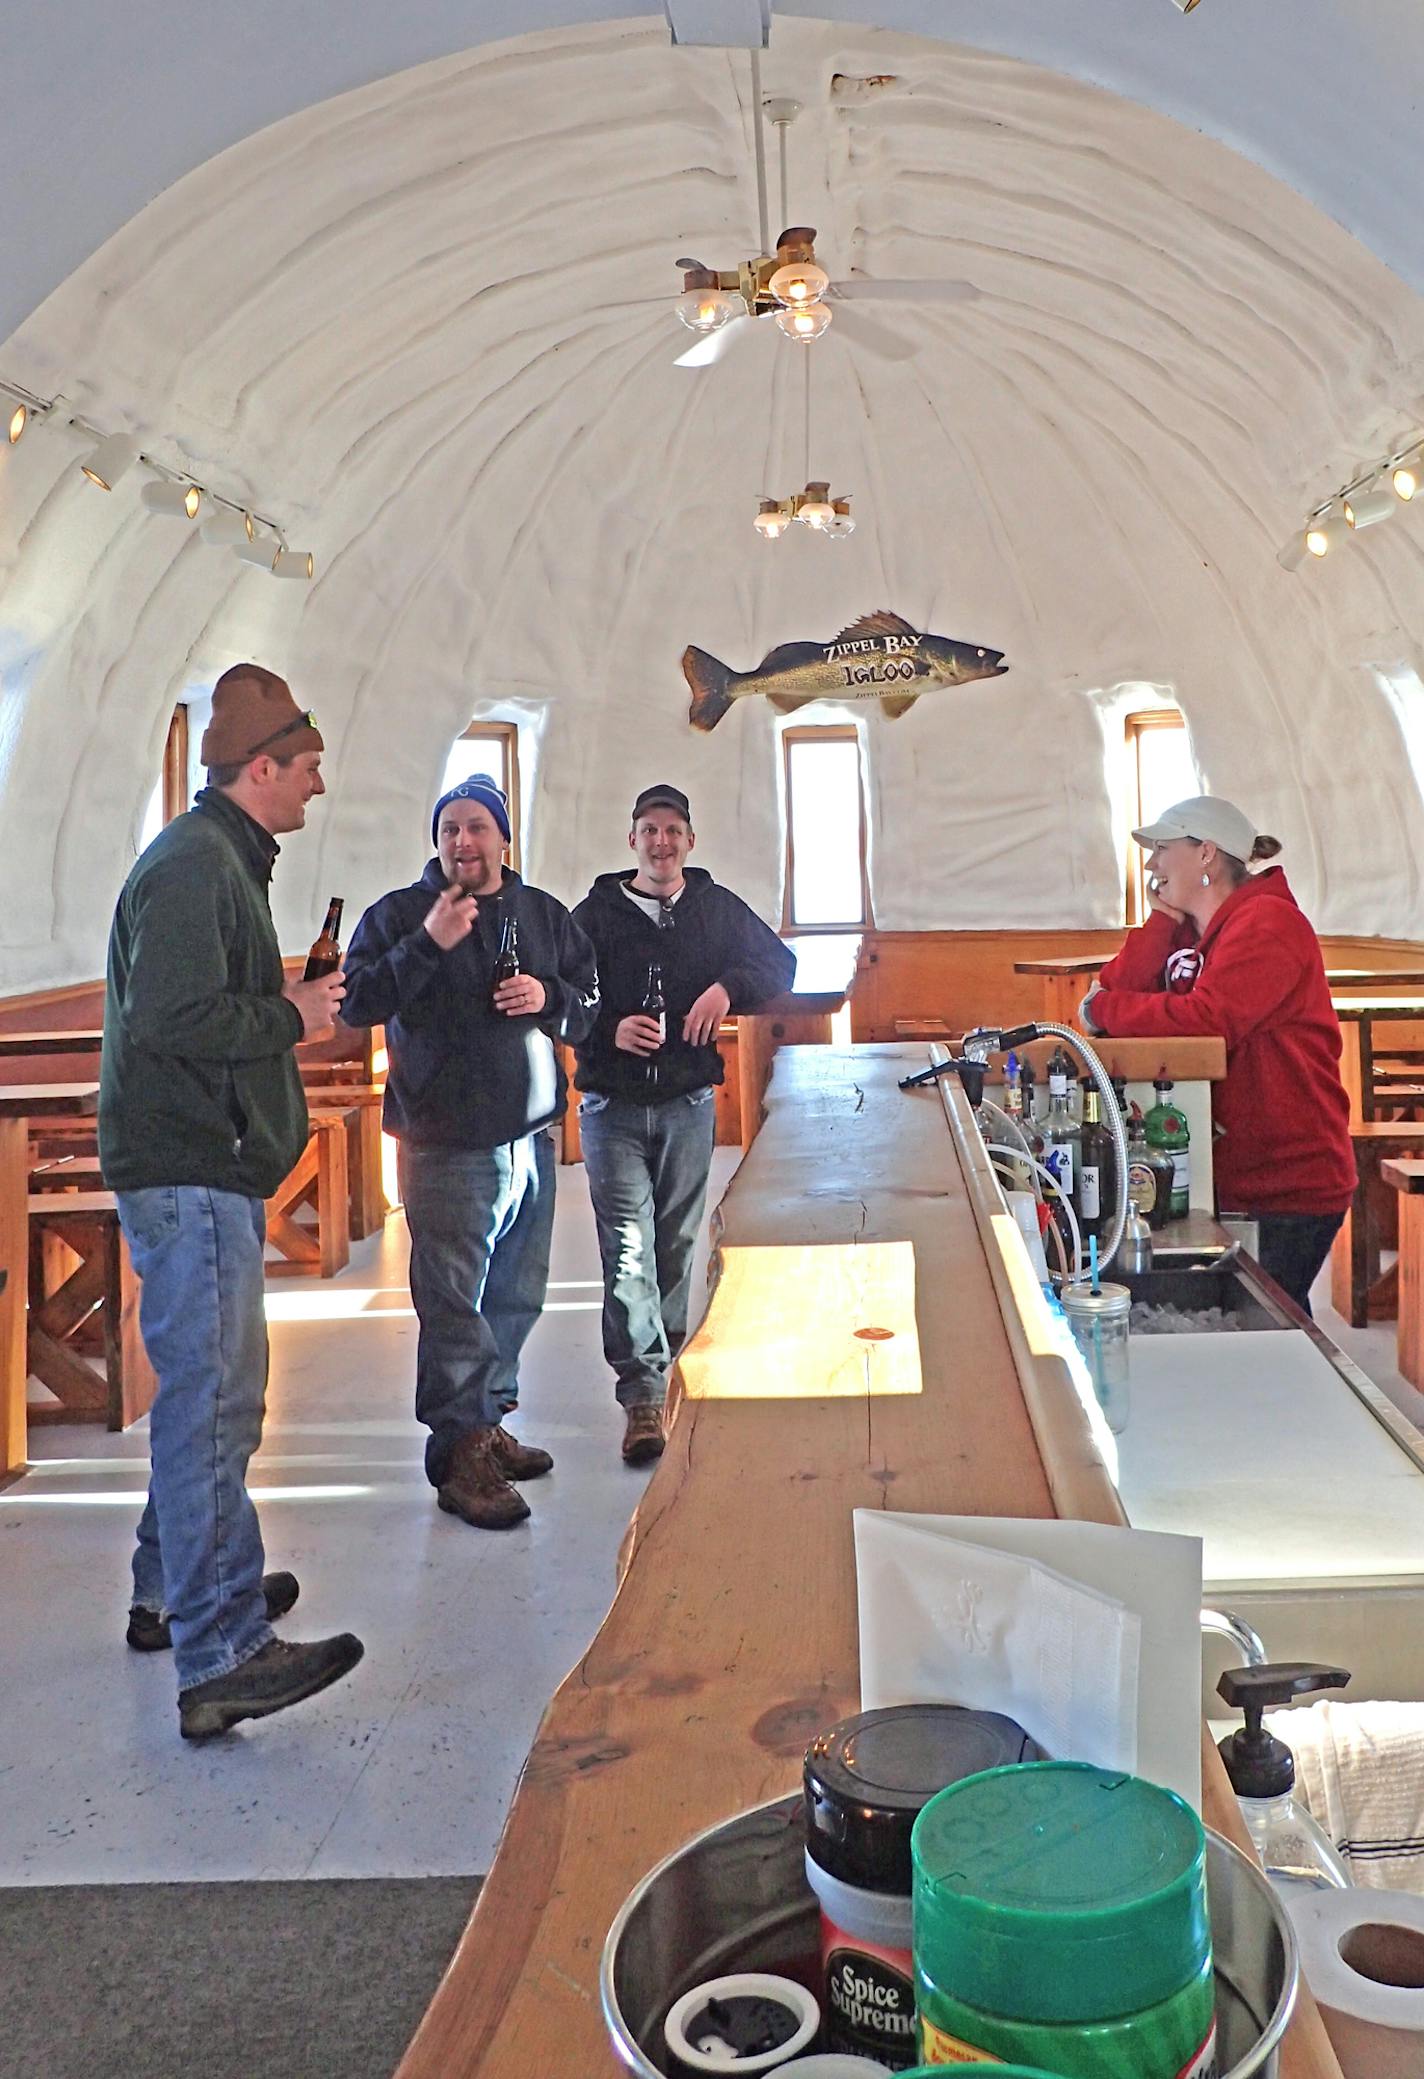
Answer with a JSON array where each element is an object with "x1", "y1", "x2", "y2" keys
[
  {"x1": 900, "y1": 2068, "x2": 1069, "y2": 2076},
  {"x1": 911, "y1": 1761, "x2": 1209, "y2": 2026}
]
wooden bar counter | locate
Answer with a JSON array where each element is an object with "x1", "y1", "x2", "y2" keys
[{"x1": 397, "y1": 1044, "x2": 1341, "y2": 2079}]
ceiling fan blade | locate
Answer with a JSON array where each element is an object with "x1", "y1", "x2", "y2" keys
[
  {"x1": 827, "y1": 302, "x2": 920, "y2": 362},
  {"x1": 830, "y1": 277, "x2": 982, "y2": 305},
  {"x1": 673, "y1": 312, "x2": 755, "y2": 368}
]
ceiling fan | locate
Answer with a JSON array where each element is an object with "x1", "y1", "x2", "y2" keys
[{"x1": 672, "y1": 94, "x2": 981, "y2": 370}]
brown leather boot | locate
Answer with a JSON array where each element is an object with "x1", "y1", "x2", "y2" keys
[
  {"x1": 622, "y1": 1403, "x2": 666, "y2": 1467},
  {"x1": 490, "y1": 1424, "x2": 553, "y2": 1480},
  {"x1": 437, "y1": 1427, "x2": 531, "y2": 1529}
]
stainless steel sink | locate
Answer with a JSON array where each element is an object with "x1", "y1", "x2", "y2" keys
[{"x1": 1120, "y1": 1262, "x2": 1293, "y2": 1332}]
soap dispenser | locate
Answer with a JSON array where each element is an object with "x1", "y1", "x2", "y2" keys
[{"x1": 1217, "y1": 1662, "x2": 1353, "y2": 1897}]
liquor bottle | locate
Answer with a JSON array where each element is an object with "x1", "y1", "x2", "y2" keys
[
  {"x1": 492, "y1": 914, "x2": 521, "y2": 1005},
  {"x1": 1041, "y1": 1055, "x2": 1082, "y2": 1255},
  {"x1": 1048, "y1": 1045, "x2": 1081, "y2": 1125},
  {"x1": 1019, "y1": 1057, "x2": 1039, "y2": 1151},
  {"x1": 643, "y1": 962, "x2": 666, "y2": 1087},
  {"x1": 1077, "y1": 1078, "x2": 1114, "y2": 1246},
  {"x1": 1003, "y1": 1051, "x2": 1022, "y2": 1123},
  {"x1": 302, "y1": 896, "x2": 344, "y2": 980},
  {"x1": 1126, "y1": 1103, "x2": 1173, "y2": 1232},
  {"x1": 1145, "y1": 1075, "x2": 1191, "y2": 1221}
]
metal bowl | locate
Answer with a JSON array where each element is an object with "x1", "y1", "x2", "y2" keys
[{"x1": 602, "y1": 1794, "x2": 1298, "y2": 2078}]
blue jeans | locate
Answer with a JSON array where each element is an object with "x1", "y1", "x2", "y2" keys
[
  {"x1": 1251, "y1": 1210, "x2": 1347, "y2": 1318},
  {"x1": 116, "y1": 1186, "x2": 275, "y2": 1692},
  {"x1": 579, "y1": 1088, "x2": 717, "y2": 1407},
  {"x1": 399, "y1": 1131, "x2": 556, "y2": 1486}
]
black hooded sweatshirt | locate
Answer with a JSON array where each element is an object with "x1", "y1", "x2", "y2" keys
[
  {"x1": 341, "y1": 863, "x2": 597, "y2": 1149},
  {"x1": 572, "y1": 866, "x2": 795, "y2": 1103}
]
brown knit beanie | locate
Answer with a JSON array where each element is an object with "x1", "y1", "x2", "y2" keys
[{"x1": 199, "y1": 663, "x2": 324, "y2": 768}]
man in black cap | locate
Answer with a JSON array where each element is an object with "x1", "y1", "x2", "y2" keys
[
  {"x1": 573, "y1": 785, "x2": 794, "y2": 1464},
  {"x1": 101, "y1": 663, "x2": 364, "y2": 1740},
  {"x1": 341, "y1": 775, "x2": 598, "y2": 1530}
]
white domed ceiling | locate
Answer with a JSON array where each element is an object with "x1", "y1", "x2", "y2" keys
[{"x1": 3, "y1": 13, "x2": 1424, "y2": 988}]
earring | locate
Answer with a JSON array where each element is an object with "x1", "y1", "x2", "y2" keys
[{"x1": 1201, "y1": 872, "x2": 1212, "y2": 888}]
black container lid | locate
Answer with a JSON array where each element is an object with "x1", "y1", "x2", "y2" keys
[{"x1": 804, "y1": 1703, "x2": 1043, "y2": 1894}]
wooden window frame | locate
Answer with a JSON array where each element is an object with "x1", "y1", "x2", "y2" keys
[
  {"x1": 1123, "y1": 708, "x2": 1188, "y2": 926},
  {"x1": 452, "y1": 719, "x2": 522, "y2": 871},
  {"x1": 161, "y1": 705, "x2": 190, "y2": 825},
  {"x1": 780, "y1": 724, "x2": 873, "y2": 935}
]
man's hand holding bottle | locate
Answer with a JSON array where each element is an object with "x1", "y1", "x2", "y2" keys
[{"x1": 282, "y1": 971, "x2": 346, "y2": 1036}]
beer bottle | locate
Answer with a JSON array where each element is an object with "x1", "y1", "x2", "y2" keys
[
  {"x1": 492, "y1": 915, "x2": 521, "y2": 1005},
  {"x1": 643, "y1": 962, "x2": 666, "y2": 1087},
  {"x1": 303, "y1": 897, "x2": 344, "y2": 980}
]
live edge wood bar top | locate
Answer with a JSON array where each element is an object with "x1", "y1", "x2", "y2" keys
[{"x1": 397, "y1": 1044, "x2": 1342, "y2": 2079}]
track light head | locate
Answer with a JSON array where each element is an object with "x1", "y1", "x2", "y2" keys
[
  {"x1": 7, "y1": 403, "x2": 26, "y2": 445},
  {"x1": 200, "y1": 509, "x2": 255, "y2": 547},
  {"x1": 140, "y1": 480, "x2": 201, "y2": 520},
  {"x1": 1305, "y1": 512, "x2": 1350, "y2": 558},
  {"x1": 80, "y1": 430, "x2": 139, "y2": 491},
  {"x1": 234, "y1": 536, "x2": 280, "y2": 571},
  {"x1": 1393, "y1": 455, "x2": 1422, "y2": 502},
  {"x1": 1343, "y1": 486, "x2": 1395, "y2": 531},
  {"x1": 272, "y1": 547, "x2": 314, "y2": 581}
]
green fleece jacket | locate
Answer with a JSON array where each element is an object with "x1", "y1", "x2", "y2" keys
[{"x1": 99, "y1": 788, "x2": 308, "y2": 1197}]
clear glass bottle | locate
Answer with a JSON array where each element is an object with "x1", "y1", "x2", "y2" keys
[{"x1": 1041, "y1": 1058, "x2": 1082, "y2": 1261}]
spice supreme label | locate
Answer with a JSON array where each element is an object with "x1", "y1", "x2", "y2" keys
[
  {"x1": 824, "y1": 1947, "x2": 918, "y2": 2062},
  {"x1": 917, "y1": 2016, "x2": 1220, "y2": 2073}
]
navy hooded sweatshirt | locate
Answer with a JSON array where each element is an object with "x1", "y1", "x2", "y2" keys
[{"x1": 341, "y1": 862, "x2": 598, "y2": 1149}]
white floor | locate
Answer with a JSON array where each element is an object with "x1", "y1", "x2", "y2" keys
[{"x1": 0, "y1": 1150, "x2": 741, "y2": 1888}]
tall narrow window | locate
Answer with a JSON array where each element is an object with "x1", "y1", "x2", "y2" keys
[
  {"x1": 1124, "y1": 709, "x2": 1197, "y2": 923},
  {"x1": 441, "y1": 721, "x2": 521, "y2": 868},
  {"x1": 782, "y1": 726, "x2": 871, "y2": 932},
  {"x1": 139, "y1": 705, "x2": 190, "y2": 852}
]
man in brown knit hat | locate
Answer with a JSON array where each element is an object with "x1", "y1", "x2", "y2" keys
[{"x1": 100, "y1": 663, "x2": 365, "y2": 1740}]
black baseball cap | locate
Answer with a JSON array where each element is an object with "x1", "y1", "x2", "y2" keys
[{"x1": 631, "y1": 783, "x2": 692, "y2": 824}]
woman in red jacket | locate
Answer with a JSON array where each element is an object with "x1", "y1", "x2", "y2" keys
[{"x1": 1082, "y1": 795, "x2": 1355, "y2": 1316}]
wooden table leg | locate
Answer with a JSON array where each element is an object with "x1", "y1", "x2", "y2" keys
[
  {"x1": 1339, "y1": 1023, "x2": 1364, "y2": 1130},
  {"x1": 1400, "y1": 1190, "x2": 1424, "y2": 1390},
  {"x1": 0, "y1": 1115, "x2": 29, "y2": 1477}
]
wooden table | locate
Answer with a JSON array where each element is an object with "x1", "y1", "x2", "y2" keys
[
  {"x1": 0, "y1": 1084, "x2": 100, "y2": 1479},
  {"x1": 395, "y1": 1045, "x2": 1342, "y2": 2079},
  {"x1": 1385, "y1": 1158, "x2": 1424, "y2": 1389},
  {"x1": 736, "y1": 931, "x2": 860, "y2": 1148},
  {"x1": 1016, "y1": 959, "x2": 1424, "y2": 1032}
]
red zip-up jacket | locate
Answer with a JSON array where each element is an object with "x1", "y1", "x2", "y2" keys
[{"x1": 1090, "y1": 868, "x2": 1354, "y2": 1215}]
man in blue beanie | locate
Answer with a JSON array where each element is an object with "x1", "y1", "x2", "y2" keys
[{"x1": 341, "y1": 776, "x2": 598, "y2": 1529}]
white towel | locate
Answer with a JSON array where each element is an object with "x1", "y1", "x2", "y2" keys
[{"x1": 1266, "y1": 1699, "x2": 1424, "y2": 1893}]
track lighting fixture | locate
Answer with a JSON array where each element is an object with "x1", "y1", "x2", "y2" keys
[
  {"x1": 1394, "y1": 455, "x2": 1422, "y2": 502},
  {"x1": 200, "y1": 509, "x2": 255, "y2": 546},
  {"x1": 272, "y1": 548, "x2": 314, "y2": 580},
  {"x1": 1305, "y1": 513, "x2": 1349, "y2": 558},
  {"x1": 234, "y1": 536, "x2": 280, "y2": 571},
  {"x1": 140, "y1": 480, "x2": 201, "y2": 520},
  {"x1": 80, "y1": 431, "x2": 139, "y2": 491},
  {"x1": 8, "y1": 404, "x2": 26, "y2": 445},
  {"x1": 1343, "y1": 486, "x2": 1395, "y2": 531}
]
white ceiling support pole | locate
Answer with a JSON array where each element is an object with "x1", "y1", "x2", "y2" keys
[{"x1": 663, "y1": 0, "x2": 770, "y2": 48}]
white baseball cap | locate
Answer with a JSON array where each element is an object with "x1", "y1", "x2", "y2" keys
[{"x1": 1132, "y1": 795, "x2": 1258, "y2": 860}]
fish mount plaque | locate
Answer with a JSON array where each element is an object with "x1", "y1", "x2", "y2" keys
[{"x1": 683, "y1": 611, "x2": 1008, "y2": 732}]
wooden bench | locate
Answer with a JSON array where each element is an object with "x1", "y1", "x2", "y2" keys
[
  {"x1": 300, "y1": 1084, "x2": 387, "y2": 1239},
  {"x1": 26, "y1": 1191, "x2": 156, "y2": 1429},
  {"x1": 1332, "y1": 1123, "x2": 1424, "y2": 1327},
  {"x1": 30, "y1": 1156, "x2": 105, "y2": 1192},
  {"x1": 1385, "y1": 1159, "x2": 1424, "y2": 1389},
  {"x1": 264, "y1": 1111, "x2": 350, "y2": 1278}
]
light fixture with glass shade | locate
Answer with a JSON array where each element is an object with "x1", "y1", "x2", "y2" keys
[
  {"x1": 753, "y1": 497, "x2": 794, "y2": 539},
  {"x1": 797, "y1": 480, "x2": 836, "y2": 531},
  {"x1": 768, "y1": 227, "x2": 831, "y2": 308},
  {"x1": 675, "y1": 261, "x2": 743, "y2": 336},
  {"x1": 775, "y1": 302, "x2": 833, "y2": 344},
  {"x1": 824, "y1": 497, "x2": 856, "y2": 539}
]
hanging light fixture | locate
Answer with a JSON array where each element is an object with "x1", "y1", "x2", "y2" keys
[
  {"x1": 674, "y1": 261, "x2": 743, "y2": 335},
  {"x1": 768, "y1": 228, "x2": 830, "y2": 308},
  {"x1": 823, "y1": 497, "x2": 856, "y2": 540},
  {"x1": 141, "y1": 479, "x2": 201, "y2": 519},
  {"x1": 775, "y1": 303, "x2": 833, "y2": 344},
  {"x1": 80, "y1": 430, "x2": 139, "y2": 491},
  {"x1": 797, "y1": 480, "x2": 836, "y2": 531},
  {"x1": 753, "y1": 497, "x2": 794, "y2": 539}
]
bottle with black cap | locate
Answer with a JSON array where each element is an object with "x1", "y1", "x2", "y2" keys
[
  {"x1": 803, "y1": 1703, "x2": 1043, "y2": 2069},
  {"x1": 1217, "y1": 1661, "x2": 1353, "y2": 1897}
]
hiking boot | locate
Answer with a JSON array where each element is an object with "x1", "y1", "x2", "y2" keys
[
  {"x1": 178, "y1": 1633, "x2": 364, "y2": 1741},
  {"x1": 490, "y1": 1424, "x2": 553, "y2": 1481},
  {"x1": 127, "y1": 1571, "x2": 301, "y2": 1653},
  {"x1": 622, "y1": 1402, "x2": 666, "y2": 1467},
  {"x1": 437, "y1": 1427, "x2": 531, "y2": 1529}
]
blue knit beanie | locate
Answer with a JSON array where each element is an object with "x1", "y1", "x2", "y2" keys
[{"x1": 431, "y1": 773, "x2": 511, "y2": 844}]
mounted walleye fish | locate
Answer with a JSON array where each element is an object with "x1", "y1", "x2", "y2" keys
[{"x1": 683, "y1": 611, "x2": 1008, "y2": 732}]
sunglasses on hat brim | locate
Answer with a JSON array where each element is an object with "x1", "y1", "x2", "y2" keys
[{"x1": 244, "y1": 709, "x2": 319, "y2": 759}]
